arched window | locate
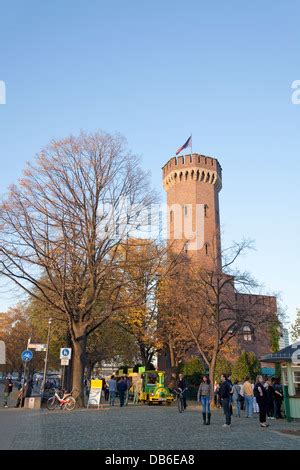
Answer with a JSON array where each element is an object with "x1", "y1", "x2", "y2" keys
[
  {"x1": 205, "y1": 243, "x2": 209, "y2": 255},
  {"x1": 204, "y1": 204, "x2": 208, "y2": 217},
  {"x1": 170, "y1": 210, "x2": 173, "y2": 223},
  {"x1": 243, "y1": 325, "x2": 252, "y2": 342}
]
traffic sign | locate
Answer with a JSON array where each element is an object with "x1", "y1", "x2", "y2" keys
[
  {"x1": 21, "y1": 350, "x2": 33, "y2": 362},
  {"x1": 61, "y1": 358, "x2": 69, "y2": 366},
  {"x1": 28, "y1": 343, "x2": 47, "y2": 352},
  {"x1": 60, "y1": 348, "x2": 72, "y2": 360}
]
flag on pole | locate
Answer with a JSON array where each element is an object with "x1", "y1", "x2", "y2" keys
[{"x1": 176, "y1": 135, "x2": 192, "y2": 155}]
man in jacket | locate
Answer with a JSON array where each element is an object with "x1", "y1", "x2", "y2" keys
[
  {"x1": 108, "y1": 375, "x2": 117, "y2": 406},
  {"x1": 3, "y1": 376, "x2": 13, "y2": 408},
  {"x1": 242, "y1": 376, "x2": 254, "y2": 418},
  {"x1": 218, "y1": 374, "x2": 232, "y2": 427},
  {"x1": 117, "y1": 376, "x2": 127, "y2": 407},
  {"x1": 176, "y1": 374, "x2": 187, "y2": 410}
]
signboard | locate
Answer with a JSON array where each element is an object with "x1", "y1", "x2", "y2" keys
[
  {"x1": 87, "y1": 379, "x2": 103, "y2": 409},
  {"x1": 138, "y1": 366, "x2": 145, "y2": 374},
  {"x1": 0, "y1": 341, "x2": 5, "y2": 365},
  {"x1": 127, "y1": 368, "x2": 133, "y2": 375},
  {"x1": 21, "y1": 350, "x2": 33, "y2": 362},
  {"x1": 91, "y1": 379, "x2": 103, "y2": 389},
  {"x1": 118, "y1": 369, "x2": 124, "y2": 375},
  {"x1": 61, "y1": 358, "x2": 70, "y2": 366},
  {"x1": 28, "y1": 343, "x2": 47, "y2": 352},
  {"x1": 60, "y1": 348, "x2": 72, "y2": 360}
]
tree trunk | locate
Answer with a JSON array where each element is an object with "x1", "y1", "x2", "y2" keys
[
  {"x1": 209, "y1": 349, "x2": 218, "y2": 400},
  {"x1": 168, "y1": 337, "x2": 176, "y2": 368},
  {"x1": 71, "y1": 326, "x2": 88, "y2": 407}
]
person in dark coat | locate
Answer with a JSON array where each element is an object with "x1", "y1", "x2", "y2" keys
[
  {"x1": 273, "y1": 377, "x2": 284, "y2": 419},
  {"x1": 254, "y1": 375, "x2": 269, "y2": 427},
  {"x1": 176, "y1": 374, "x2": 187, "y2": 410},
  {"x1": 117, "y1": 376, "x2": 127, "y2": 407},
  {"x1": 265, "y1": 377, "x2": 275, "y2": 419},
  {"x1": 218, "y1": 374, "x2": 232, "y2": 427},
  {"x1": 3, "y1": 376, "x2": 13, "y2": 407}
]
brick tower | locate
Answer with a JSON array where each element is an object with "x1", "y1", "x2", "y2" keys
[{"x1": 162, "y1": 153, "x2": 222, "y2": 271}]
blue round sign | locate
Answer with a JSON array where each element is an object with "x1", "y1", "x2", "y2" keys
[
  {"x1": 62, "y1": 348, "x2": 70, "y2": 357},
  {"x1": 21, "y1": 350, "x2": 33, "y2": 362}
]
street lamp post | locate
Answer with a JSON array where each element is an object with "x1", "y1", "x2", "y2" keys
[{"x1": 41, "y1": 318, "x2": 52, "y2": 396}]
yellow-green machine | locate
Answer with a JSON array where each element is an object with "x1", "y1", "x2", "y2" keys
[{"x1": 138, "y1": 370, "x2": 174, "y2": 405}]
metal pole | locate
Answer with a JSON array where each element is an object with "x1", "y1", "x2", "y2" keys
[
  {"x1": 61, "y1": 365, "x2": 65, "y2": 390},
  {"x1": 41, "y1": 318, "x2": 52, "y2": 395}
]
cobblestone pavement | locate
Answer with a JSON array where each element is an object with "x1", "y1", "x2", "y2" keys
[{"x1": 0, "y1": 402, "x2": 299, "y2": 450}]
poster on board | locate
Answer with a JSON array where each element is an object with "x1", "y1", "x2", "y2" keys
[{"x1": 87, "y1": 379, "x2": 103, "y2": 409}]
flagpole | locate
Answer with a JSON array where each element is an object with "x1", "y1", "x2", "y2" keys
[{"x1": 190, "y1": 133, "x2": 192, "y2": 158}]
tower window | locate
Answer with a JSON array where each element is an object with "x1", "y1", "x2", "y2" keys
[
  {"x1": 170, "y1": 210, "x2": 173, "y2": 222},
  {"x1": 205, "y1": 243, "x2": 209, "y2": 255},
  {"x1": 184, "y1": 241, "x2": 189, "y2": 253},
  {"x1": 204, "y1": 204, "x2": 208, "y2": 217},
  {"x1": 184, "y1": 205, "x2": 188, "y2": 217},
  {"x1": 243, "y1": 325, "x2": 252, "y2": 342}
]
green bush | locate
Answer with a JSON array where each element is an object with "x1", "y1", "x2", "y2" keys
[
  {"x1": 214, "y1": 356, "x2": 232, "y2": 381},
  {"x1": 180, "y1": 357, "x2": 205, "y2": 385},
  {"x1": 231, "y1": 351, "x2": 260, "y2": 382}
]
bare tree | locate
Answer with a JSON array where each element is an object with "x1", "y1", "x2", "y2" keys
[
  {"x1": 160, "y1": 240, "x2": 278, "y2": 387},
  {"x1": 0, "y1": 131, "x2": 156, "y2": 403}
]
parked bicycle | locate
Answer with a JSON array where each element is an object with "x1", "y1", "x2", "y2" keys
[
  {"x1": 174, "y1": 387, "x2": 188, "y2": 413},
  {"x1": 46, "y1": 388, "x2": 76, "y2": 411}
]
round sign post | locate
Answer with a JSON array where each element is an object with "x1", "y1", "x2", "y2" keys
[{"x1": 21, "y1": 350, "x2": 33, "y2": 388}]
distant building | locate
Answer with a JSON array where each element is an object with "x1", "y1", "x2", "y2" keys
[
  {"x1": 159, "y1": 153, "x2": 278, "y2": 371},
  {"x1": 279, "y1": 326, "x2": 290, "y2": 349}
]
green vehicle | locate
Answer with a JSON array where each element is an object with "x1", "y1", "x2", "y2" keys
[{"x1": 139, "y1": 371, "x2": 174, "y2": 405}]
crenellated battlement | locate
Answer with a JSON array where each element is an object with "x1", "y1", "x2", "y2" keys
[{"x1": 162, "y1": 153, "x2": 222, "y2": 191}]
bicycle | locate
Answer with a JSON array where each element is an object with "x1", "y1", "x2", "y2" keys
[
  {"x1": 174, "y1": 387, "x2": 188, "y2": 413},
  {"x1": 46, "y1": 388, "x2": 76, "y2": 411}
]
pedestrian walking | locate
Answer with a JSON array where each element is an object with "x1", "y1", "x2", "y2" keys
[
  {"x1": 103, "y1": 378, "x2": 109, "y2": 401},
  {"x1": 213, "y1": 380, "x2": 220, "y2": 408},
  {"x1": 117, "y1": 376, "x2": 127, "y2": 407},
  {"x1": 253, "y1": 381, "x2": 260, "y2": 414},
  {"x1": 124, "y1": 376, "x2": 131, "y2": 405},
  {"x1": 265, "y1": 378, "x2": 275, "y2": 419},
  {"x1": 108, "y1": 375, "x2": 117, "y2": 406},
  {"x1": 242, "y1": 376, "x2": 254, "y2": 418},
  {"x1": 218, "y1": 374, "x2": 232, "y2": 428},
  {"x1": 254, "y1": 375, "x2": 269, "y2": 428},
  {"x1": 15, "y1": 382, "x2": 28, "y2": 408},
  {"x1": 3, "y1": 376, "x2": 13, "y2": 408},
  {"x1": 273, "y1": 377, "x2": 284, "y2": 419},
  {"x1": 232, "y1": 380, "x2": 242, "y2": 417},
  {"x1": 197, "y1": 375, "x2": 212, "y2": 425},
  {"x1": 227, "y1": 374, "x2": 233, "y2": 415},
  {"x1": 176, "y1": 374, "x2": 187, "y2": 410},
  {"x1": 133, "y1": 377, "x2": 142, "y2": 405}
]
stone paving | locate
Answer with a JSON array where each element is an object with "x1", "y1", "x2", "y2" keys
[{"x1": 0, "y1": 402, "x2": 299, "y2": 450}]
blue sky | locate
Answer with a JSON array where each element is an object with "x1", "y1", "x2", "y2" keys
[{"x1": 0, "y1": 1, "x2": 299, "y2": 324}]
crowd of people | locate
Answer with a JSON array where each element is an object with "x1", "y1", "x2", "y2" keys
[
  {"x1": 210, "y1": 374, "x2": 284, "y2": 428},
  {"x1": 2, "y1": 371, "x2": 285, "y2": 426},
  {"x1": 85, "y1": 374, "x2": 143, "y2": 407}
]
